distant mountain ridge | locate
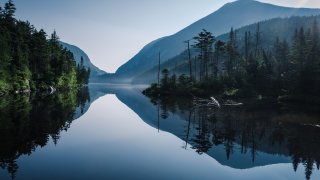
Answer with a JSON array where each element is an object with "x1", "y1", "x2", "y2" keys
[
  {"x1": 111, "y1": 0, "x2": 320, "y2": 83},
  {"x1": 60, "y1": 42, "x2": 107, "y2": 80}
]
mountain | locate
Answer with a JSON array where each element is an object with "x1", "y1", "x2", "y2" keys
[
  {"x1": 60, "y1": 42, "x2": 107, "y2": 79},
  {"x1": 113, "y1": 0, "x2": 320, "y2": 83},
  {"x1": 132, "y1": 15, "x2": 320, "y2": 84}
]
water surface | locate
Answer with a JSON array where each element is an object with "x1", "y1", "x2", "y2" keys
[{"x1": 0, "y1": 84, "x2": 319, "y2": 180}]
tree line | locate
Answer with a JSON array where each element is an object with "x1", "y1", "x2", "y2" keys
[
  {"x1": 0, "y1": 0, "x2": 90, "y2": 95},
  {"x1": 144, "y1": 17, "x2": 320, "y2": 103}
]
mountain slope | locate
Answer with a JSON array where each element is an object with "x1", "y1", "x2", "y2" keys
[
  {"x1": 115, "y1": 0, "x2": 320, "y2": 83},
  {"x1": 60, "y1": 42, "x2": 107, "y2": 79},
  {"x1": 132, "y1": 15, "x2": 320, "y2": 84}
]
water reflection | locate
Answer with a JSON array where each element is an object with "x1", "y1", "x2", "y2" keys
[
  {"x1": 146, "y1": 96, "x2": 320, "y2": 180},
  {"x1": 0, "y1": 88, "x2": 90, "y2": 179},
  {"x1": 0, "y1": 84, "x2": 319, "y2": 180}
]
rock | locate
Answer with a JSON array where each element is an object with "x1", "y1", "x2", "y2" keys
[
  {"x1": 223, "y1": 100, "x2": 243, "y2": 106},
  {"x1": 49, "y1": 86, "x2": 56, "y2": 94},
  {"x1": 22, "y1": 89, "x2": 31, "y2": 93}
]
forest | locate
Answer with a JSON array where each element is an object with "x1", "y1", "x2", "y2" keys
[
  {"x1": 0, "y1": 0, "x2": 90, "y2": 95},
  {"x1": 144, "y1": 16, "x2": 320, "y2": 104}
]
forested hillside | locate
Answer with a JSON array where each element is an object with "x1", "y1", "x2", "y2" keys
[
  {"x1": 144, "y1": 15, "x2": 320, "y2": 103},
  {"x1": 135, "y1": 16, "x2": 320, "y2": 84},
  {"x1": 115, "y1": 0, "x2": 320, "y2": 83},
  {"x1": 61, "y1": 42, "x2": 107, "y2": 79},
  {"x1": 0, "y1": 0, "x2": 90, "y2": 95}
]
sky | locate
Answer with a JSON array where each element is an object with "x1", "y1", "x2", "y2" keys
[{"x1": 1, "y1": 0, "x2": 320, "y2": 73}]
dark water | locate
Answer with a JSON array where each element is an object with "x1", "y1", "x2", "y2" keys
[{"x1": 0, "y1": 84, "x2": 319, "y2": 180}]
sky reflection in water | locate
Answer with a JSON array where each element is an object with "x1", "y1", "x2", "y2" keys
[{"x1": 0, "y1": 85, "x2": 319, "y2": 180}]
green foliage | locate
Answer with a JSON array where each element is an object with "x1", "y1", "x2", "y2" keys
[
  {"x1": 142, "y1": 83, "x2": 159, "y2": 95},
  {"x1": 145, "y1": 17, "x2": 320, "y2": 104},
  {"x1": 223, "y1": 88, "x2": 239, "y2": 97},
  {"x1": 0, "y1": 1, "x2": 89, "y2": 94},
  {"x1": 0, "y1": 80, "x2": 10, "y2": 94},
  {"x1": 193, "y1": 29, "x2": 215, "y2": 80},
  {"x1": 144, "y1": 72, "x2": 196, "y2": 96},
  {"x1": 76, "y1": 56, "x2": 91, "y2": 85}
]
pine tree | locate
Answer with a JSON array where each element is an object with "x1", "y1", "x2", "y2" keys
[
  {"x1": 309, "y1": 19, "x2": 320, "y2": 94},
  {"x1": 160, "y1": 69, "x2": 169, "y2": 91},
  {"x1": 0, "y1": 0, "x2": 87, "y2": 93},
  {"x1": 244, "y1": 31, "x2": 251, "y2": 60},
  {"x1": 0, "y1": 5, "x2": 3, "y2": 19},
  {"x1": 193, "y1": 29, "x2": 215, "y2": 80},
  {"x1": 213, "y1": 40, "x2": 225, "y2": 78},
  {"x1": 184, "y1": 40, "x2": 193, "y2": 80},
  {"x1": 4, "y1": 0, "x2": 15, "y2": 20},
  {"x1": 226, "y1": 28, "x2": 238, "y2": 76},
  {"x1": 254, "y1": 23, "x2": 262, "y2": 56}
]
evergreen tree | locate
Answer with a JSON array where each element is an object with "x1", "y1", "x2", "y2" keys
[
  {"x1": 213, "y1": 40, "x2": 225, "y2": 78},
  {"x1": 254, "y1": 23, "x2": 262, "y2": 56},
  {"x1": 225, "y1": 28, "x2": 239, "y2": 76},
  {"x1": 244, "y1": 31, "x2": 251, "y2": 60},
  {"x1": 3, "y1": 0, "x2": 15, "y2": 20},
  {"x1": 0, "y1": 0, "x2": 88, "y2": 94},
  {"x1": 144, "y1": 15, "x2": 320, "y2": 101},
  {"x1": 193, "y1": 29, "x2": 215, "y2": 80}
]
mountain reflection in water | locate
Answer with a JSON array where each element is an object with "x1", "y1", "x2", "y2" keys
[
  {"x1": 115, "y1": 86, "x2": 320, "y2": 180},
  {"x1": 145, "y1": 96, "x2": 320, "y2": 180},
  {"x1": 0, "y1": 84, "x2": 319, "y2": 180}
]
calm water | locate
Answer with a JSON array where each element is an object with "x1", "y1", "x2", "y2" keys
[{"x1": 0, "y1": 84, "x2": 320, "y2": 180}]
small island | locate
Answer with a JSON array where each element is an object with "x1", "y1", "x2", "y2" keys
[{"x1": 144, "y1": 21, "x2": 320, "y2": 105}]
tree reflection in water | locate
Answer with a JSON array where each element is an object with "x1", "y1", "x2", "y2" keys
[
  {"x1": 150, "y1": 96, "x2": 320, "y2": 180},
  {"x1": 1, "y1": 86, "x2": 319, "y2": 180},
  {"x1": 0, "y1": 87, "x2": 90, "y2": 179}
]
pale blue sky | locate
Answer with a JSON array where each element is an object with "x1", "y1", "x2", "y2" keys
[{"x1": 1, "y1": 0, "x2": 320, "y2": 72}]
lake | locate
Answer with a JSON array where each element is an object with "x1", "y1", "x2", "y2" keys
[{"x1": 0, "y1": 84, "x2": 320, "y2": 180}]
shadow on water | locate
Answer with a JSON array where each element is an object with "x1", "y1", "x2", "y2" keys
[{"x1": 1, "y1": 84, "x2": 319, "y2": 180}]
